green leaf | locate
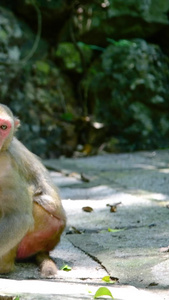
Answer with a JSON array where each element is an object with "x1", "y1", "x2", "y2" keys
[
  {"x1": 61, "y1": 112, "x2": 74, "y2": 121},
  {"x1": 36, "y1": 61, "x2": 50, "y2": 74},
  {"x1": 61, "y1": 264, "x2": 72, "y2": 271},
  {"x1": 94, "y1": 287, "x2": 114, "y2": 299},
  {"x1": 102, "y1": 276, "x2": 115, "y2": 283},
  {"x1": 88, "y1": 45, "x2": 105, "y2": 52}
]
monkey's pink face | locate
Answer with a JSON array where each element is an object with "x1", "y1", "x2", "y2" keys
[{"x1": 0, "y1": 118, "x2": 12, "y2": 150}]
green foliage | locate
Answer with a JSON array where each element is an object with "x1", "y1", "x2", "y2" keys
[
  {"x1": 55, "y1": 42, "x2": 93, "y2": 73},
  {"x1": 61, "y1": 112, "x2": 74, "y2": 121},
  {"x1": 0, "y1": 7, "x2": 79, "y2": 157},
  {"x1": 0, "y1": 58, "x2": 76, "y2": 157},
  {"x1": 35, "y1": 61, "x2": 50, "y2": 74},
  {"x1": 55, "y1": 42, "x2": 82, "y2": 72},
  {"x1": 1, "y1": 2, "x2": 169, "y2": 156},
  {"x1": 34, "y1": 0, "x2": 63, "y2": 9},
  {"x1": 83, "y1": 39, "x2": 169, "y2": 151},
  {"x1": 107, "y1": 0, "x2": 169, "y2": 23},
  {"x1": 9, "y1": 62, "x2": 76, "y2": 157},
  {"x1": 71, "y1": 0, "x2": 169, "y2": 46}
]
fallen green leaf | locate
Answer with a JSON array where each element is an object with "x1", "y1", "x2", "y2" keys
[
  {"x1": 61, "y1": 264, "x2": 72, "y2": 271},
  {"x1": 102, "y1": 276, "x2": 115, "y2": 283},
  {"x1": 94, "y1": 287, "x2": 114, "y2": 299}
]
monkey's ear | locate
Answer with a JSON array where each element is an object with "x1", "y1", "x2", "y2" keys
[{"x1": 14, "y1": 118, "x2": 20, "y2": 130}]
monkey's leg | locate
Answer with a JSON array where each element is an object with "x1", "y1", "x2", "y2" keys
[
  {"x1": 17, "y1": 202, "x2": 65, "y2": 277},
  {"x1": 0, "y1": 246, "x2": 17, "y2": 273},
  {"x1": 35, "y1": 251, "x2": 58, "y2": 278},
  {"x1": 17, "y1": 202, "x2": 65, "y2": 259}
]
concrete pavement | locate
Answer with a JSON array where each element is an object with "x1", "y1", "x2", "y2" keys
[{"x1": 1, "y1": 150, "x2": 169, "y2": 299}]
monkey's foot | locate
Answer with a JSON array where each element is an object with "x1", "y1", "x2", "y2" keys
[
  {"x1": 35, "y1": 252, "x2": 58, "y2": 278},
  {"x1": 40, "y1": 260, "x2": 58, "y2": 278}
]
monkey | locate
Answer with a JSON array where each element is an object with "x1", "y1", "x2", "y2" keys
[{"x1": 0, "y1": 104, "x2": 66, "y2": 277}]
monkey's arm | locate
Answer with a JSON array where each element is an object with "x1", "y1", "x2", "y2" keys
[
  {"x1": 10, "y1": 138, "x2": 66, "y2": 219},
  {"x1": 0, "y1": 212, "x2": 33, "y2": 257},
  {"x1": 0, "y1": 153, "x2": 34, "y2": 257}
]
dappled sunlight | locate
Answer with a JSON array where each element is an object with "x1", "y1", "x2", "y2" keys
[
  {"x1": 61, "y1": 185, "x2": 169, "y2": 235},
  {"x1": 60, "y1": 185, "x2": 117, "y2": 200},
  {"x1": 0, "y1": 278, "x2": 160, "y2": 300},
  {"x1": 159, "y1": 168, "x2": 169, "y2": 174},
  {"x1": 134, "y1": 164, "x2": 169, "y2": 174},
  {"x1": 61, "y1": 186, "x2": 168, "y2": 205},
  {"x1": 134, "y1": 164, "x2": 157, "y2": 170},
  {"x1": 132, "y1": 190, "x2": 168, "y2": 201},
  {"x1": 50, "y1": 171, "x2": 82, "y2": 187}
]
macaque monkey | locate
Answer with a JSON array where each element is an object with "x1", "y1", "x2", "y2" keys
[{"x1": 0, "y1": 104, "x2": 66, "y2": 278}]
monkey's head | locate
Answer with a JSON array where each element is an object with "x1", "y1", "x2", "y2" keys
[{"x1": 0, "y1": 104, "x2": 20, "y2": 151}]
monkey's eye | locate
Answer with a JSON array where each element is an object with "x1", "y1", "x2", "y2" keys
[{"x1": 0, "y1": 125, "x2": 7, "y2": 130}]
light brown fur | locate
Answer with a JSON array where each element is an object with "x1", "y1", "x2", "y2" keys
[{"x1": 0, "y1": 104, "x2": 66, "y2": 277}]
